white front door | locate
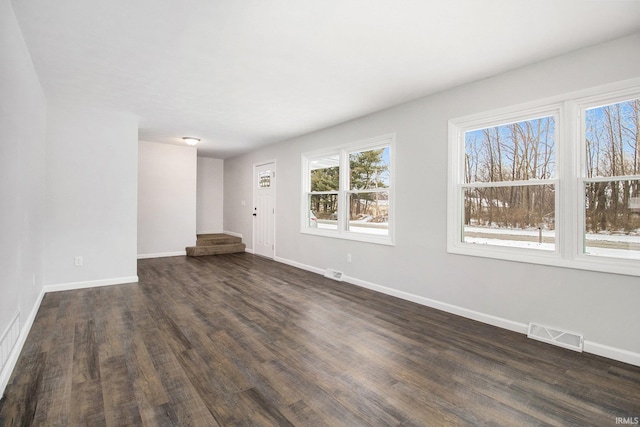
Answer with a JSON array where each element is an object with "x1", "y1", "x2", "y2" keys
[{"x1": 253, "y1": 162, "x2": 275, "y2": 258}]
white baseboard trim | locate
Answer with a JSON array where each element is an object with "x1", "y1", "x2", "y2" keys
[
  {"x1": 137, "y1": 251, "x2": 186, "y2": 259},
  {"x1": 197, "y1": 230, "x2": 225, "y2": 235},
  {"x1": 223, "y1": 230, "x2": 243, "y2": 239},
  {"x1": 44, "y1": 275, "x2": 139, "y2": 293},
  {"x1": 344, "y1": 274, "x2": 529, "y2": 335},
  {"x1": 274, "y1": 256, "x2": 324, "y2": 276},
  {"x1": 584, "y1": 341, "x2": 640, "y2": 367},
  {"x1": 0, "y1": 287, "x2": 45, "y2": 395},
  {"x1": 273, "y1": 255, "x2": 639, "y2": 367}
]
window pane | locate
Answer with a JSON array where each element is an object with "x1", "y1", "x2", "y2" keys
[
  {"x1": 258, "y1": 170, "x2": 271, "y2": 188},
  {"x1": 465, "y1": 116, "x2": 555, "y2": 183},
  {"x1": 585, "y1": 98, "x2": 640, "y2": 178},
  {"x1": 584, "y1": 179, "x2": 640, "y2": 259},
  {"x1": 463, "y1": 185, "x2": 555, "y2": 250},
  {"x1": 309, "y1": 194, "x2": 338, "y2": 230},
  {"x1": 310, "y1": 155, "x2": 339, "y2": 192},
  {"x1": 349, "y1": 147, "x2": 390, "y2": 190},
  {"x1": 348, "y1": 192, "x2": 389, "y2": 235}
]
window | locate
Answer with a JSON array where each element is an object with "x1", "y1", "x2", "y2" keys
[
  {"x1": 581, "y1": 97, "x2": 640, "y2": 260},
  {"x1": 259, "y1": 170, "x2": 272, "y2": 188},
  {"x1": 308, "y1": 154, "x2": 339, "y2": 230},
  {"x1": 462, "y1": 114, "x2": 557, "y2": 251},
  {"x1": 302, "y1": 134, "x2": 394, "y2": 245},
  {"x1": 448, "y1": 81, "x2": 640, "y2": 276}
]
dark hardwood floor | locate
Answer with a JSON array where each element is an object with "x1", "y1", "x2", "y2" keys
[{"x1": 1, "y1": 253, "x2": 639, "y2": 426}]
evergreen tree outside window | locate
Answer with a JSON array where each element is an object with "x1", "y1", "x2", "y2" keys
[
  {"x1": 302, "y1": 134, "x2": 394, "y2": 245},
  {"x1": 348, "y1": 147, "x2": 390, "y2": 235},
  {"x1": 308, "y1": 154, "x2": 339, "y2": 230}
]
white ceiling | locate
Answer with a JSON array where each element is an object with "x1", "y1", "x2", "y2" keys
[{"x1": 11, "y1": 0, "x2": 640, "y2": 158}]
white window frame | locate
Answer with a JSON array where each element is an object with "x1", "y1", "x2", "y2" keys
[
  {"x1": 448, "y1": 103, "x2": 564, "y2": 265},
  {"x1": 574, "y1": 87, "x2": 640, "y2": 273},
  {"x1": 448, "y1": 79, "x2": 640, "y2": 277},
  {"x1": 301, "y1": 133, "x2": 395, "y2": 246}
]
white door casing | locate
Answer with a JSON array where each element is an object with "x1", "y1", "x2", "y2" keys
[{"x1": 253, "y1": 162, "x2": 275, "y2": 258}]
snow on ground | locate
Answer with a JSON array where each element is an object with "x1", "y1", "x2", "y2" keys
[
  {"x1": 464, "y1": 237, "x2": 555, "y2": 251},
  {"x1": 464, "y1": 236, "x2": 640, "y2": 259},
  {"x1": 465, "y1": 226, "x2": 555, "y2": 238},
  {"x1": 464, "y1": 226, "x2": 640, "y2": 259},
  {"x1": 585, "y1": 247, "x2": 640, "y2": 259},
  {"x1": 465, "y1": 226, "x2": 640, "y2": 243},
  {"x1": 315, "y1": 222, "x2": 640, "y2": 257},
  {"x1": 583, "y1": 233, "x2": 640, "y2": 243}
]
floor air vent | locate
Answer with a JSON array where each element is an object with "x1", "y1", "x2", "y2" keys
[
  {"x1": 324, "y1": 268, "x2": 344, "y2": 281},
  {"x1": 527, "y1": 323, "x2": 583, "y2": 352}
]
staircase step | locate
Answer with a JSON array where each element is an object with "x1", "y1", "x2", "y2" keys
[
  {"x1": 186, "y1": 243, "x2": 246, "y2": 257},
  {"x1": 196, "y1": 233, "x2": 242, "y2": 246}
]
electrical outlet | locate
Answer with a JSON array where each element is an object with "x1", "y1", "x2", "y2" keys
[
  {"x1": 346, "y1": 253, "x2": 352, "y2": 263},
  {"x1": 74, "y1": 256, "x2": 83, "y2": 266}
]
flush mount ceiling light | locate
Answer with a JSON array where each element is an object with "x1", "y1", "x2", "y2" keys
[{"x1": 182, "y1": 137, "x2": 200, "y2": 146}]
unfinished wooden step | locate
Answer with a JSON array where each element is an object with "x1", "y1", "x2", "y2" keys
[{"x1": 186, "y1": 243, "x2": 246, "y2": 257}]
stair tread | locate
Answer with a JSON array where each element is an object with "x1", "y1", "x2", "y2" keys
[
  {"x1": 187, "y1": 233, "x2": 245, "y2": 257},
  {"x1": 186, "y1": 242, "x2": 246, "y2": 257},
  {"x1": 196, "y1": 233, "x2": 241, "y2": 246}
]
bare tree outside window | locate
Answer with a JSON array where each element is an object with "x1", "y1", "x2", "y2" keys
[
  {"x1": 463, "y1": 116, "x2": 556, "y2": 249},
  {"x1": 449, "y1": 87, "x2": 640, "y2": 273},
  {"x1": 584, "y1": 98, "x2": 640, "y2": 259}
]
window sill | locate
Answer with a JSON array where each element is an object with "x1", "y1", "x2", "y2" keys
[
  {"x1": 447, "y1": 241, "x2": 640, "y2": 277},
  {"x1": 301, "y1": 227, "x2": 394, "y2": 246}
]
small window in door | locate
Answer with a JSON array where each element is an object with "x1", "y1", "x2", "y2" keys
[{"x1": 259, "y1": 171, "x2": 271, "y2": 188}]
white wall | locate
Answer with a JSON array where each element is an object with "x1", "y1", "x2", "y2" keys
[
  {"x1": 197, "y1": 157, "x2": 224, "y2": 234},
  {"x1": 45, "y1": 104, "x2": 138, "y2": 287},
  {"x1": 224, "y1": 33, "x2": 640, "y2": 364},
  {"x1": 138, "y1": 141, "x2": 197, "y2": 257},
  {"x1": 0, "y1": 0, "x2": 46, "y2": 390}
]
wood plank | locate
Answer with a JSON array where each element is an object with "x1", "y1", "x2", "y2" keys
[{"x1": 1, "y1": 253, "x2": 639, "y2": 425}]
